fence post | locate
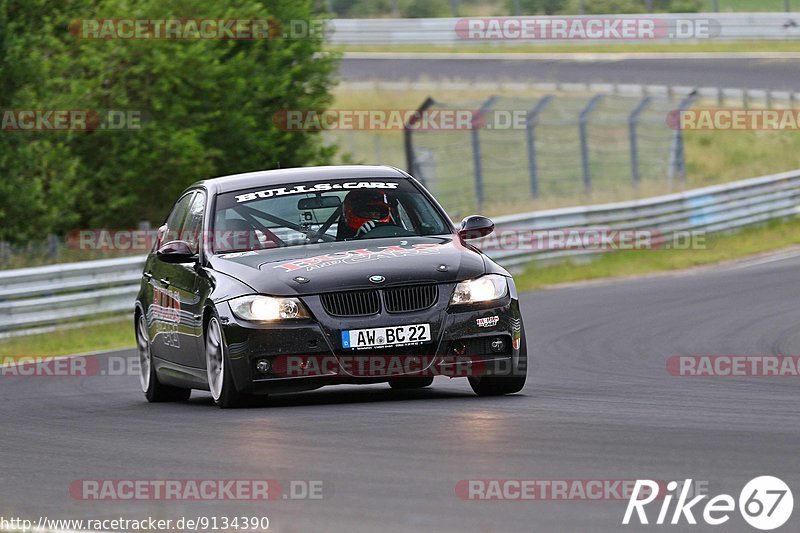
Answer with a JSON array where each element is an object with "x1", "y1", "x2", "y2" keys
[
  {"x1": 629, "y1": 95, "x2": 652, "y2": 188},
  {"x1": 668, "y1": 90, "x2": 698, "y2": 187},
  {"x1": 712, "y1": 0, "x2": 719, "y2": 11},
  {"x1": 450, "y1": 0, "x2": 459, "y2": 16},
  {"x1": 374, "y1": 134, "x2": 383, "y2": 164},
  {"x1": 404, "y1": 97, "x2": 435, "y2": 185},
  {"x1": 579, "y1": 94, "x2": 604, "y2": 195},
  {"x1": 0, "y1": 241, "x2": 10, "y2": 267},
  {"x1": 471, "y1": 96, "x2": 497, "y2": 212},
  {"x1": 525, "y1": 95, "x2": 555, "y2": 199},
  {"x1": 47, "y1": 234, "x2": 59, "y2": 261}
]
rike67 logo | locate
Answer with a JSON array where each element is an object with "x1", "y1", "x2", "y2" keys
[{"x1": 623, "y1": 476, "x2": 793, "y2": 530}]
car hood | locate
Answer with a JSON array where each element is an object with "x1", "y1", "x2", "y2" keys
[{"x1": 207, "y1": 236, "x2": 486, "y2": 297}]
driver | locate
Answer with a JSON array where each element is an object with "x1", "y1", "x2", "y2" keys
[{"x1": 340, "y1": 189, "x2": 394, "y2": 239}]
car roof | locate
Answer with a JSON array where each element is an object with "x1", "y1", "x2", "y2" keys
[{"x1": 189, "y1": 165, "x2": 411, "y2": 195}]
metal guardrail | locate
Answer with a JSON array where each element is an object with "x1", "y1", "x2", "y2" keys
[
  {"x1": 482, "y1": 169, "x2": 800, "y2": 267},
  {"x1": 0, "y1": 256, "x2": 145, "y2": 335},
  {"x1": 1, "y1": 169, "x2": 799, "y2": 336},
  {"x1": 329, "y1": 13, "x2": 800, "y2": 45}
]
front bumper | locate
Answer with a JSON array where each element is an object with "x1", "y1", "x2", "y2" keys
[{"x1": 216, "y1": 283, "x2": 525, "y2": 394}]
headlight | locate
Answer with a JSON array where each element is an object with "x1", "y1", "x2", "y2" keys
[
  {"x1": 450, "y1": 275, "x2": 508, "y2": 306},
  {"x1": 229, "y1": 295, "x2": 310, "y2": 321}
]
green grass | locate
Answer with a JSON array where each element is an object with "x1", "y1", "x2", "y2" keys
[
  {"x1": 515, "y1": 216, "x2": 800, "y2": 291},
  {"x1": 0, "y1": 317, "x2": 134, "y2": 359},
  {"x1": 331, "y1": 40, "x2": 800, "y2": 55},
  {"x1": 685, "y1": 128, "x2": 800, "y2": 187}
]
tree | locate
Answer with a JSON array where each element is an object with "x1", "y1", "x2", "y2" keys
[
  {"x1": 0, "y1": 0, "x2": 87, "y2": 241},
  {"x1": 0, "y1": 0, "x2": 339, "y2": 241}
]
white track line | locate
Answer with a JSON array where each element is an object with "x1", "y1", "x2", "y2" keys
[{"x1": 722, "y1": 248, "x2": 800, "y2": 271}]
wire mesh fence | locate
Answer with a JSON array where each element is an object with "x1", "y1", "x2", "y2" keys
[
  {"x1": 325, "y1": 83, "x2": 800, "y2": 218},
  {"x1": 405, "y1": 91, "x2": 687, "y2": 217}
]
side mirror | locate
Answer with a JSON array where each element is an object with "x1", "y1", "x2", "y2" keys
[
  {"x1": 458, "y1": 215, "x2": 494, "y2": 240},
  {"x1": 157, "y1": 240, "x2": 197, "y2": 263}
]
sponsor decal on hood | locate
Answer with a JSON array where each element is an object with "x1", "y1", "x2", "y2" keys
[{"x1": 272, "y1": 242, "x2": 444, "y2": 272}]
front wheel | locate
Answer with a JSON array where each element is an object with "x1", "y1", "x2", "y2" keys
[
  {"x1": 136, "y1": 313, "x2": 191, "y2": 402},
  {"x1": 206, "y1": 316, "x2": 256, "y2": 408}
]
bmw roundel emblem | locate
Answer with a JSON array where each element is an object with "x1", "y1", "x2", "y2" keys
[{"x1": 369, "y1": 275, "x2": 385, "y2": 284}]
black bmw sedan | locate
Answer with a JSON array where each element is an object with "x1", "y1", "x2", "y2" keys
[{"x1": 135, "y1": 165, "x2": 527, "y2": 407}]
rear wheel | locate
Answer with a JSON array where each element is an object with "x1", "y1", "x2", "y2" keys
[
  {"x1": 389, "y1": 376, "x2": 434, "y2": 390},
  {"x1": 136, "y1": 313, "x2": 191, "y2": 402},
  {"x1": 468, "y1": 326, "x2": 527, "y2": 397},
  {"x1": 206, "y1": 316, "x2": 256, "y2": 408}
]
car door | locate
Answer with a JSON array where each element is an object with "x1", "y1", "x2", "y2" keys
[
  {"x1": 176, "y1": 190, "x2": 208, "y2": 368},
  {"x1": 148, "y1": 191, "x2": 195, "y2": 366}
]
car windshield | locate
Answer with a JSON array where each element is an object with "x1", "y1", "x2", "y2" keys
[{"x1": 212, "y1": 178, "x2": 450, "y2": 253}]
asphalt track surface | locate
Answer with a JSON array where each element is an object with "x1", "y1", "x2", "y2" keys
[
  {"x1": 3, "y1": 251, "x2": 800, "y2": 532},
  {"x1": 339, "y1": 56, "x2": 800, "y2": 90}
]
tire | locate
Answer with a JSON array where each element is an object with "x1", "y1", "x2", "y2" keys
[
  {"x1": 205, "y1": 315, "x2": 256, "y2": 408},
  {"x1": 389, "y1": 376, "x2": 434, "y2": 390},
  {"x1": 468, "y1": 325, "x2": 527, "y2": 397},
  {"x1": 136, "y1": 313, "x2": 191, "y2": 402}
]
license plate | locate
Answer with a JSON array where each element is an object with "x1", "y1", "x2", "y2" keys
[{"x1": 341, "y1": 323, "x2": 431, "y2": 350}]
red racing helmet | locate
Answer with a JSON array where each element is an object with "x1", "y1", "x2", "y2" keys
[{"x1": 342, "y1": 189, "x2": 392, "y2": 232}]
